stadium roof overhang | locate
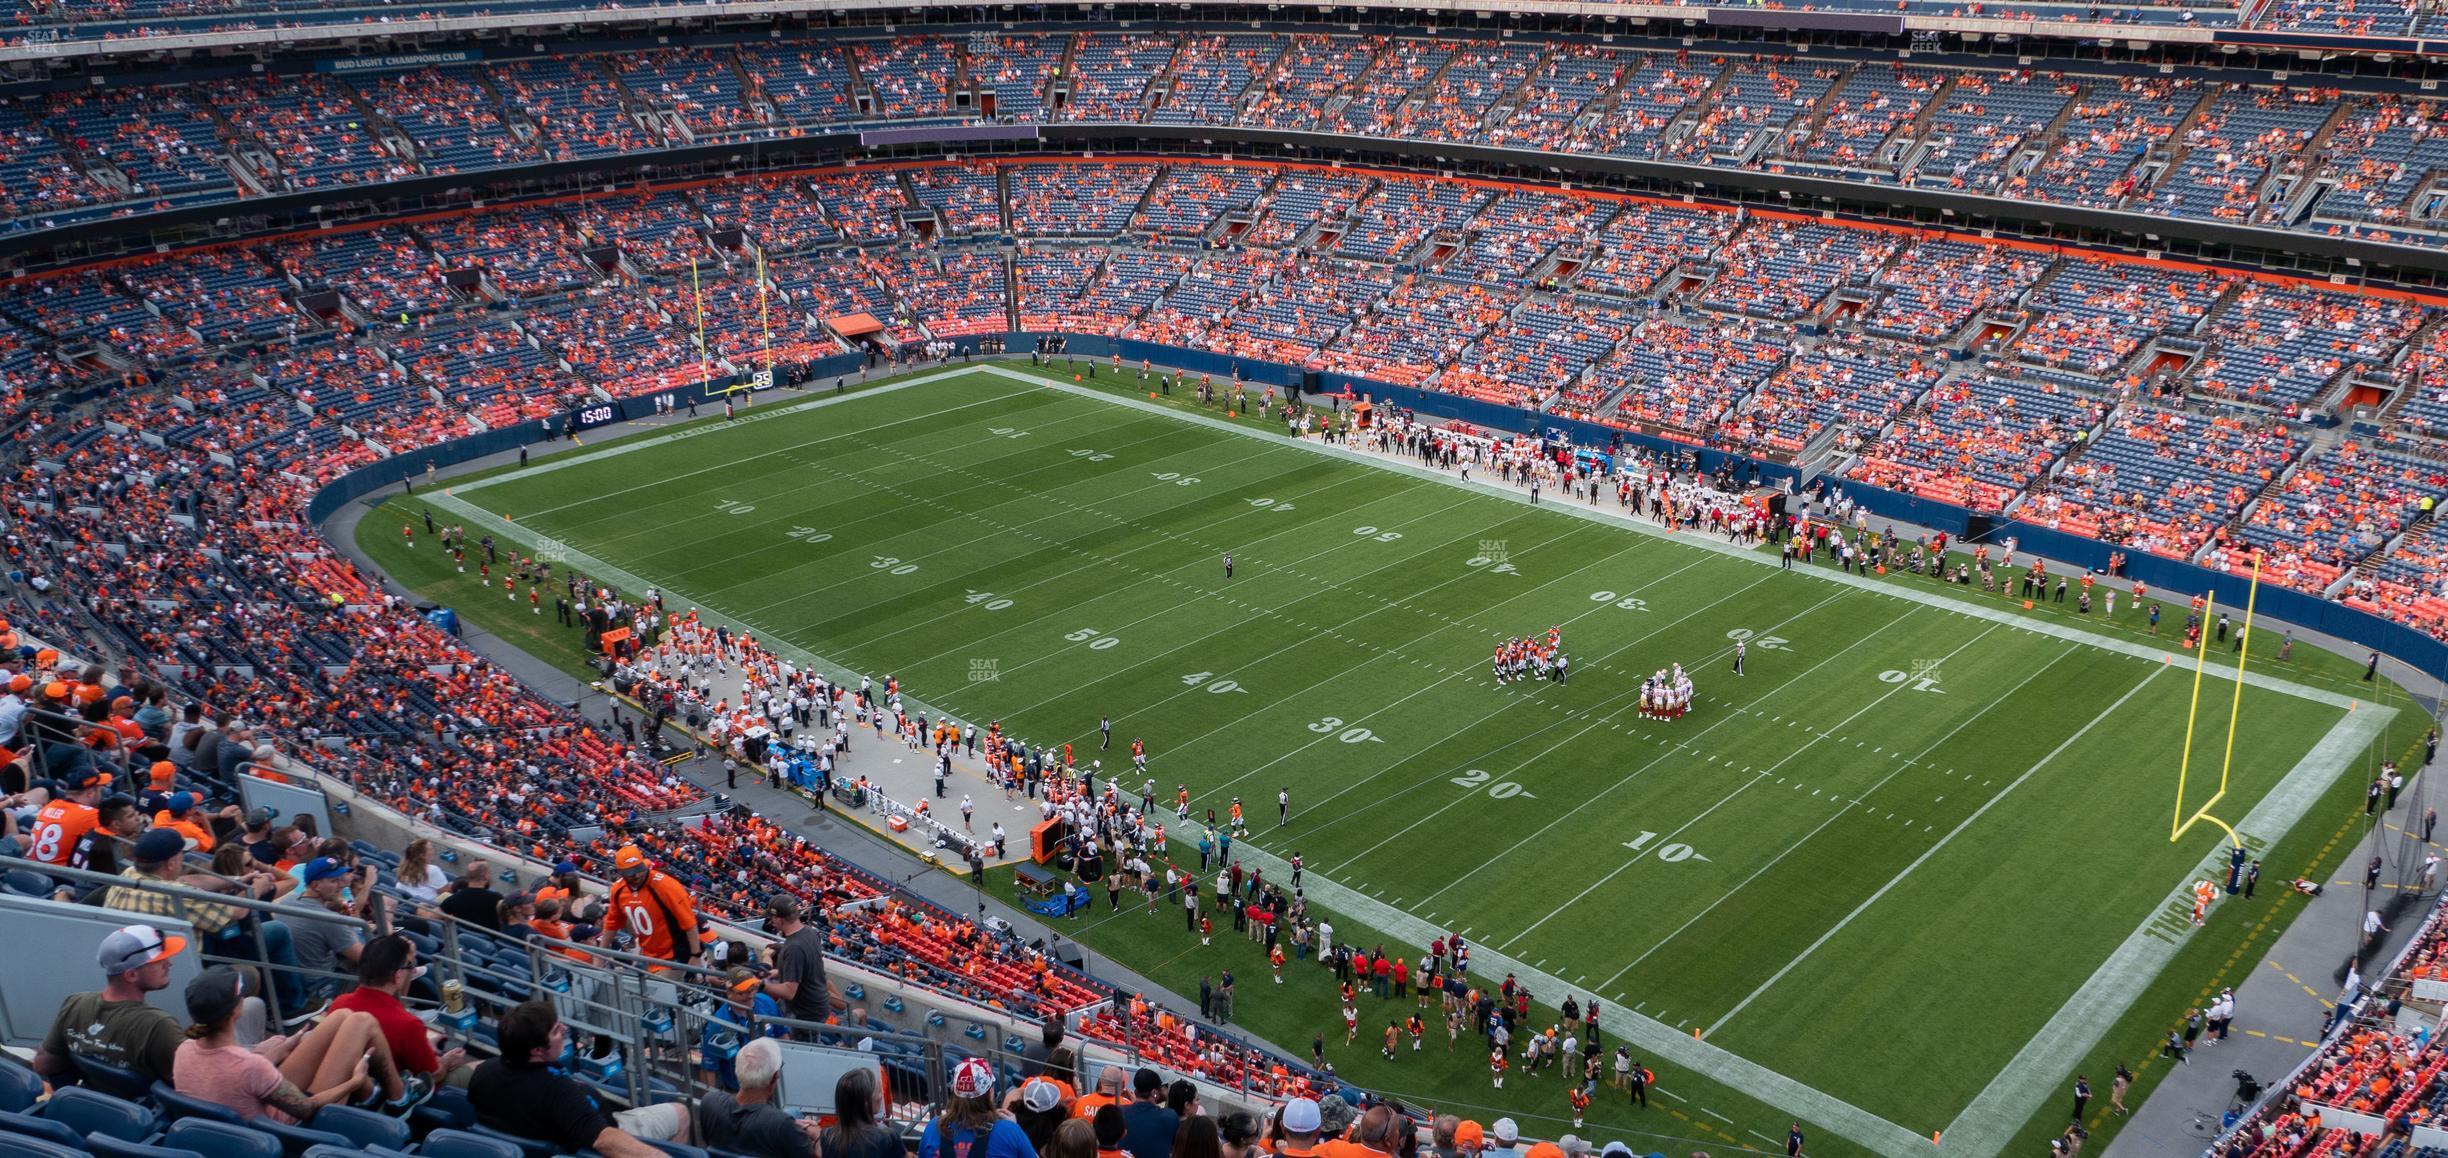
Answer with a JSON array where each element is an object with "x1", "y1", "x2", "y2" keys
[{"x1": 0, "y1": 0, "x2": 2254, "y2": 66}]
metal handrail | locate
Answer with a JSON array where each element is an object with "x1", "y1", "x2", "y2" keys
[{"x1": 6, "y1": 855, "x2": 376, "y2": 1024}]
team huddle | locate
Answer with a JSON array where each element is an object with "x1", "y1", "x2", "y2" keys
[
  {"x1": 1638, "y1": 664, "x2": 1695, "y2": 720},
  {"x1": 1494, "y1": 627, "x2": 1570, "y2": 685}
]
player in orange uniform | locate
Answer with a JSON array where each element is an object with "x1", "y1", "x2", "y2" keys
[{"x1": 602, "y1": 845, "x2": 701, "y2": 970}]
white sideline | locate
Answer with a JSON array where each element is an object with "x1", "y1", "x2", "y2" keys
[{"x1": 419, "y1": 365, "x2": 2390, "y2": 1156}]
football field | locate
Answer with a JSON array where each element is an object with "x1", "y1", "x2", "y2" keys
[{"x1": 402, "y1": 365, "x2": 2398, "y2": 1154}]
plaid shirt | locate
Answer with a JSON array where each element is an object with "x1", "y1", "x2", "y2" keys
[{"x1": 105, "y1": 868, "x2": 240, "y2": 936}]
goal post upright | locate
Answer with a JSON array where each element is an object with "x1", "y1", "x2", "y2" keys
[
  {"x1": 2214, "y1": 553, "x2": 2266, "y2": 804},
  {"x1": 2172, "y1": 590, "x2": 2216, "y2": 843}
]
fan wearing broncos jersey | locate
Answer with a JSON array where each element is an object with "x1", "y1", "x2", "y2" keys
[
  {"x1": 601, "y1": 845, "x2": 700, "y2": 971},
  {"x1": 27, "y1": 766, "x2": 113, "y2": 868}
]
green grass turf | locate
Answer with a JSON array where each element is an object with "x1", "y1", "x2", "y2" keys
[{"x1": 353, "y1": 365, "x2": 2420, "y2": 1154}]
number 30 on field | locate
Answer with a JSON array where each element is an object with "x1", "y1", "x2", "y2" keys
[{"x1": 1308, "y1": 717, "x2": 1382, "y2": 744}]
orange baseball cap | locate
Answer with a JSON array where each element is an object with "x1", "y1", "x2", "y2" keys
[
  {"x1": 613, "y1": 845, "x2": 647, "y2": 869},
  {"x1": 150, "y1": 761, "x2": 177, "y2": 788},
  {"x1": 73, "y1": 684, "x2": 106, "y2": 704},
  {"x1": 1454, "y1": 1122, "x2": 1484, "y2": 1150},
  {"x1": 41, "y1": 682, "x2": 66, "y2": 700},
  {"x1": 7, "y1": 675, "x2": 28, "y2": 693},
  {"x1": 1525, "y1": 1144, "x2": 1566, "y2": 1158},
  {"x1": 34, "y1": 649, "x2": 56, "y2": 669}
]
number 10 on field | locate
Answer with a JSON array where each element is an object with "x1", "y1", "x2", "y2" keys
[{"x1": 1622, "y1": 831, "x2": 1708, "y2": 862}]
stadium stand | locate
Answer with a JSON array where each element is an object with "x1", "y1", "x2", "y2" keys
[
  {"x1": 1904, "y1": 69, "x2": 2076, "y2": 193},
  {"x1": 1850, "y1": 369, "x2": 2110, "y2": 511},
  {"x1": 1132, "y1": 165, "x2": 1271, "y2": 241},
  {"x1": 2024, "y1": 406, "x2": 2309, "y2": 559},
  {"x1": 1591, "y1": 313, "x2": 1791, "y2": 437},
  {"x1": 2217, "y1": 437, "x2": 2448, "y2": 593},
  {"x1": 1483, "y1": 48, "x2": 1627, "y2": 151},
  {"x1": 966, "y1": 36, "x2": 1055, "y2": 124},
  {"x1": 21, "y1": 35, "x2": 2448, "y2": 256},
  {"x1": 364, "y1": 67, "x2": 535, "y2": 175},
  {"x1": 1728, "y1": 335, "x2": 1944, "y2": 459},
  {"x1": 1777, "y1": 64, "x2": 1946, "y2": 172},
  {"x1": 2014, "y1": 76, "x2": 2204, "y2": 208},
  {"x1": 490, "y1": 57, "x2": 669, "y2": 160},
  {"x1": 1329, "y1": 38, "x2": 1451, "y2": 137},
  {"x1": 737, "y1": 45, "x2": 860, "y2": 129},
  {"x1": 1674, "y1": 58, "x2": 1844, "y2": 163},
  {"x1": 1151, "y1": 34, "x2": 1284, "y2": 126},
  {"x1": 907, "y1": 163, "x2": 1006, "y2": 237},
  {"x1": 1697, "y1": 219, "x2": 1902, "y2": 323},
  {"x1": 1009, "y1": 163, "x2": 1156, "y2": 237},
  {"x1": 1062, "y1": 33, "x2": 1178, "y2": 123},
  {"x1": 1242, "y1": 35, "x2": 1382, "y2": 131},
  {"x1": 850, "y1": 38, "x2": 960, "y2": 121},
  {"x1": 1861, "y1": 238, "x2": 2049, "y2": 344}
]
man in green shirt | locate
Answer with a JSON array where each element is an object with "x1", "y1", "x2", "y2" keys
[{"x1": 33, "y1": 923, "x2": 189, "y2": 1087}]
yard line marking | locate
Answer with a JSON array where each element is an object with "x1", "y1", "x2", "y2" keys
[
  {"x1": 1711, "y1": 664, "x2": 2172, "y2": 1037},
  {"x1": 1593, "y1": 643, "x2": 2078, "y2": 988}
]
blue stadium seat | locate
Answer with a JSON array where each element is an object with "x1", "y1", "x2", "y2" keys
[
  {"x1": 640, "y1": 1140, "x2": 708, "y2": 1158},
  {"x1": 71, "y1": 1052, "x2": 155, "y2": 1102},
  {"x1": 417, "y1": 1129, "x2": 523, "y2": 1158},
  {"x1": 151, "y1": 1082, "x2": 245, "y2": 1126},
  {"x1": 0, "y1": 1062, "x2": 42, "y2": 1114},
  {"x1": 308, "y1": 1104, "x2": 409, "y2": 1151},
  {"x1": 39, "y1": 1086, "x2": 159, "y2": 1141},
  {"x1": 0, "y1": 869, "x2": 54, "y2": 897},
  {"x1": 0, "y1": 1135, "x2": 86, "y2": 1158},
  {"x1": 467, "y1": 1124, "x2": 558, "y2": 1158},
  {"x1": 162, "y1": 1119, "x2": 282, "y2": 1158},
  {"x1": 88, "y1": 1133, "x2": 203, "y2": 1158},
  {"x1": 0, "y1": 1111, "x2": 85, "y2": 1150},
  {"x1": 410, "y1": 1088, "x2": 476, "y2": 1137},
  {"x1": 304, "y1": 1145, "x2": 412, "y2": 1158},
  {"x1": 242, "y1": 1116, "x2": 355, "y2": 1158}
]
